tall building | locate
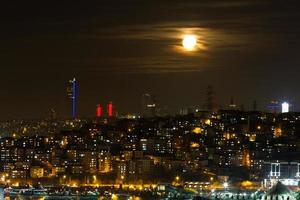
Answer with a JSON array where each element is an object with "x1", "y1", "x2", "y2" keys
[
  {"x1": 141, "y1": 93, "x2": 157, "y2": 117},
  {"x1": 96, "y1": 104, "x2": 103, "y2": 118},
  {"x1": 282, "y1": 102, "x2": 289, "y2": 113},
  {"x1": 229, "y1": 98, "x2": 237, "y2": 110},
  {"x1": 268, "y1": 100, "x2": 280, "y2": 113},
  {"x1": 107, "y1": 102, "x2": 113, "y2": 117},
  {"x1": 49, "y1": 108, "x2": 57, "y2": 120},
  {"x1": 67, "y1": 78, "x2": 78, "y2": 118}
]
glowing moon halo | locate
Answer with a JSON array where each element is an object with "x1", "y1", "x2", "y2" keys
[{"x1": 182, "y1": 35, "x2": 197, "y2": 51}]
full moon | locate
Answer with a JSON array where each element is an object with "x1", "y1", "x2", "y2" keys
[{"x1": 182, "y1": 35, "x2": 197, "y2": 51}]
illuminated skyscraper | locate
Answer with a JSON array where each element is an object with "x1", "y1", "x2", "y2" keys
[
  {"x1": 229, "y1": 98, "x2": 237, "y2": 110},
  {"x1": 282, "y1": 102, "x2": 289, "y2": 113},
  {"x1": 67, "y1": 78, "x2": 78, "y2": 118},
  {"x1": 96, "y1": 104, "x2": 103, "y2": 118},
  {"x1": 107, "y1": 102, "x2": 113, "y2": 117},
  {"x1": 141, "y1": 93, "x2": 157, "y2": 117},
  {"x1": 268, "y1": 100, "x2": 280, "y2": 113}
]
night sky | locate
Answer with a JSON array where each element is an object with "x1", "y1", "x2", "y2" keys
[{"x1": 1, "y1": 1, "x2": 300, "y2": 119}]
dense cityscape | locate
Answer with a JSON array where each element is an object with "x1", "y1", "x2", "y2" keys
[{"x1": 1, "y1": 81, "x2": 300, "y2": 199}]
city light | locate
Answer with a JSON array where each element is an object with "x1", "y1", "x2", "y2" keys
[
  {"x1": 192, "y1": 127, "x2": 202, "y2": 134},
  {"x1": 205, "y1": 119, "x2": 211, "y2": 125},
  {"x1": 67, "y1": 78, "x2": 78, "y2": 119},
  {"x1": 107, "y1": 102, "x2": 113, "y2": 117},
  {"x1": 282, "y1": 102, "x2": 289, "y2": 113},
  {"x1": 223, "y1": 182, "x2": 229, "y2": 189},
  {"x1": 1, "y1": 103, "x2": 300, "y2": 198},
  {"x1": 96, "y1": 104, "x2": 102, "y2": 117}
]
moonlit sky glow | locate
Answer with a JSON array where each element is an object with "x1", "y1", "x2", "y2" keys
[{"x1": 0, "y1": 1, "x2": 300, "y2": 118}]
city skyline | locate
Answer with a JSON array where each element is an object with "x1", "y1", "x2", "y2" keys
[
  {"x1": 1, "y1": 1, "x2": 300, "y2": 199},
  {"x1": 1, "y1": 1, "x2": 300, "y2": 119},
  {"x1": 1, "y1": 76, "x2": 296, "y2": 120}
]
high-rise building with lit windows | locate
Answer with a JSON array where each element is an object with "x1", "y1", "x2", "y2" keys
[
  {"x1": 96, "y1": 104, "x2": 103, "y2": 117},
  {"x1": 141, "y1": 93, "x2": 157, "y2": 117},
  {"x1": 67, "y1": 78, "x2": 78, "y2": 118},
  {"x1": 282, "y1": 102, "x2": 289, "y2": 113},
  {"x1": 107, "y1": 102, "x2": 113, "y2": 117}
]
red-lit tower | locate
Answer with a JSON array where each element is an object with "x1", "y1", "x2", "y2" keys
[
  {"x1": 96, "y1": 104, "x2": 102, "y2": 118},
  {"x1": 107, "y1": 102, "x2": 113, "y2": 117}
]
